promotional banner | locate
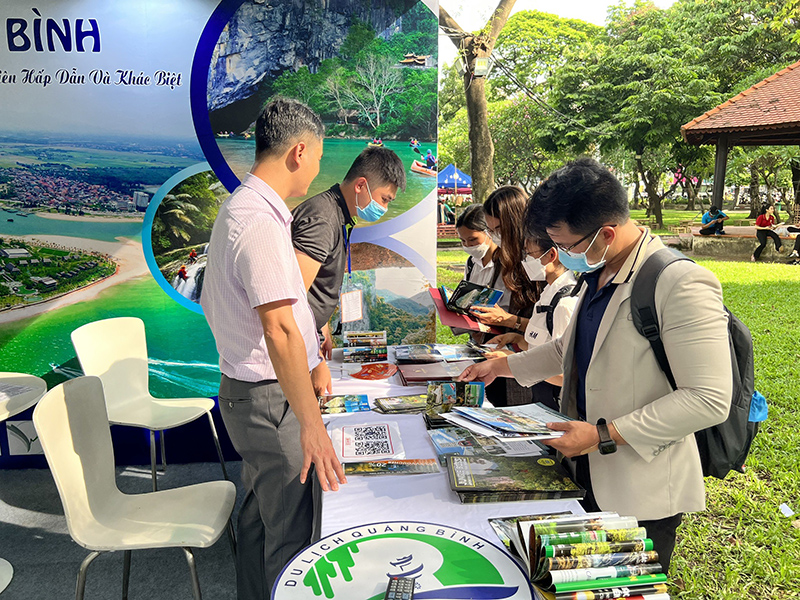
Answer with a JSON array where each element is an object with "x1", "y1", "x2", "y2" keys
[{"x1": 0, "y1": 0, "x2": 438, "y2": 465}]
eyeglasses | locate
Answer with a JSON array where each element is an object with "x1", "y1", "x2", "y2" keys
[{"x1": 554, "y1": 224, "x2": 616, "y2": 254}]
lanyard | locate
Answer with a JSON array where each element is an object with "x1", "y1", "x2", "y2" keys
[{"x1": 343, "y1": 224, "x2": 352, "y2": 278}]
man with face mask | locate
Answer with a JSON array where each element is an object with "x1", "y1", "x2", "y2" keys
[
  {"x1": 460, "y1": 158, "x2": 732, "y2": 575},
  {"x1": 292, "y1": 146, "x2": 405, "y2": 388}
]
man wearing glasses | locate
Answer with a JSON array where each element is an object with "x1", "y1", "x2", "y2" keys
[{"x1": 460, "y1": 157, "x2": 732, "y2": 574}]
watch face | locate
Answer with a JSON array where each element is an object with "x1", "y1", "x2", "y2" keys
[{"x1": 599, "y1": 441, "x2": 617, "y2": 455}]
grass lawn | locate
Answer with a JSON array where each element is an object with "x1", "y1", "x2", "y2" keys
[
  {"x1": 629, "y1": 209, "x2": 753, "y2": 235},
  {"x1": 435, "y1": 250, "x2": 800, "y2": 598}
]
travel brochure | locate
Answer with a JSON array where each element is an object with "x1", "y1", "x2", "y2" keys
[
  {"x1": 507, "y1": 512, "x2": 670, "y2": 600},
  {"x1": 441, "y1": 280, "x2": 504, "y2": 316},
  {"x1": 317, "y1": 394, "x2": 370, "y2": 415},
  {"x1": 427, "y1": 426, "x2": 548, "y2": 466},
  {"x1": 394, "y1": 343, "x2": 485, "y2": 363},
  {"x1": 424, "y1": 380, "x2": 485, "y2": 428},
  {"x1": 441, "y1": 403, "x2": 573, "y2": 440},
  {"x1": 343, "y1": 459, "x2": 439, "y2": 476},
  {"x1": 342, "y1": 331, "x2": 388, "y2": 363},
  {"x1": 373, "y1": 394, "x2": 428, "y2": 414},
  {"x1": 445, "y1": 455, "x2": 585, "y2": 504}
]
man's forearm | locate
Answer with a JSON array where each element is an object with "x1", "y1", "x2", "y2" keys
[{"x1": 265, "y1": 328, "x2": 324, "y2": 430}]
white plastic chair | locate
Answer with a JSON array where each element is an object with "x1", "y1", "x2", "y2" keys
[
  {"x1": 70, "y1": 317, "x2": 228, "y2": 491},
  {"x1": 33, "y1": 376, "x2": 236, "y2": 600}
]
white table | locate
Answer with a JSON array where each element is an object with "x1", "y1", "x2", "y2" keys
[
  {"x1": 0, "y1": 372, "x2": 47, "y2": 595},
  {"x1": 320, "y1": 350, "x2": 583, "y2": 543}
]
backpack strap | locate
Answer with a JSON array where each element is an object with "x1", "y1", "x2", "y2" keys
[
  {"x1": 489, "y1": 258, "x2": 502, "y2": 288},
  {"x1": 536, "y1": 284, "x2": 576, "y2": 336},
  {"x1": 630, "y1": 248, "x2": 693, "y2": 390},
  {"x1": 465, "y1": 256, "x2": 475, "y2": 281}
]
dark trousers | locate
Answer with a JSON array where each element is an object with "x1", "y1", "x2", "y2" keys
[
  {"x1": 754, "y1": 229, "x2": 781, "y2": 259},
  {"x1": 788, "y1": 226, "x2": 800, "y2": 253},
  {"x1": 573, "y1": 455, "x2": 683, "y2": 574},
  {"x1": 219, "y1": 375, "x2": 318, "y2": 600},
  {"x1": 699, "y1": 222, "x2": 724, "y2": 235}
]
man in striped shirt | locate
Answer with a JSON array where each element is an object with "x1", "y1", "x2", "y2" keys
[{"x1": 201, "y1": 98, "x2": 346, "y2": 599}]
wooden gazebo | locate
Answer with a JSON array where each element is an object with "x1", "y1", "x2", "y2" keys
[{"x1": 681, "y1": 59, "x2": 800, "y2": 209}]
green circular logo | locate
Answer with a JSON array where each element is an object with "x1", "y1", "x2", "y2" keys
[{"x1": 273, "y1": 521, "x2": 533, "y2": 600}]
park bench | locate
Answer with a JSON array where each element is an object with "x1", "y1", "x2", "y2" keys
[
  {"x1": 437, "y1": 224, "x2": 457, "y2": 238},
  {"x1": 691, "y1": 225, "x2": 797, "y2": 260}
]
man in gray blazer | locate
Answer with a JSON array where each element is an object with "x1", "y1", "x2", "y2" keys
[{"x1": 460, "y1": 158, "x2": 732, "y2": 573}]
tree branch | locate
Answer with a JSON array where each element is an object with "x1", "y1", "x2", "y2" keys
[
  {"x1": 487, "y1": 0, "x2": 519, "y2": 44},
  {"x1": 439, "y1": 6, "x2": 467, "y2": 50}
]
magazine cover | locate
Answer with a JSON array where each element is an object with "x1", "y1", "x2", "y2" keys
[
  {"x1": 446, "y1": 455, "x2": 584, "y2": 503},
  {"x1": 426, "y1": 381, "x2": 485, "y2": 417},
  {"x1": 318, "y1": 394, "x2": 370, "y2": 414},
  {"x1": 373, "y1": 393, "x2": 428, "y2": 413},
  {"x1": 445, "y1": 280, "x2": 503, "y2": 316},
  {"x1": 453, "y1": 406, "x2": 561, "y2": 436}
]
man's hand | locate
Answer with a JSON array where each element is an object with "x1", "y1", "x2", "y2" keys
[
  {"x1": 458, "y1": 357, "x2": 510, "y2": 385},
  {"x1": 542, "y1": 421, "x2": 600, "y2": 457},
  {"x1": 300, "y1": 422, "x2": 347, "y2": 492},
  {"x1": 311, "y1": 360, "x2": 332, "y2": 396},
  {"x1": 320, "y1": 323, "x2": 333, "y2": 360},
  {"x1": 470, "y1": 305, "x2": 512, "y2": 326}
]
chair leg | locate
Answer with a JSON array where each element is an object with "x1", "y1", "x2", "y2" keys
[
  {"x1": 182, "y1": 548, "x2": 202, "y2": 600},
  {"x1": 225, "y1": 518, "x2": 237, "y2": 561},
  {"x1": 207, "y1": 412, "x2": 229, "y2": 481},
  {"x1": 159, "y1": 430, "x2": 167, "y2": 474},
  {"x1": 122, "y1": 550, "x2": 131, "y2": 600},
  {"x1": 149, "y1": 430, "x2": 157, "y2": 492},
  {"x1": 75, "y1": 551, "x2": 101, "y2": 600}
]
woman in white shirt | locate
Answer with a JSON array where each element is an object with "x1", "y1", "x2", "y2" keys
[
  {"x1": 455, "y1": 204, "x2": 510, "y2": 311},
  {"x1": 484, "y1": 235, "x2": 577, "y2": 410}
]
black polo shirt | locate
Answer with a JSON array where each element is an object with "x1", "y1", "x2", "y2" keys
[{"x1": 291, "y1": 184, "x2": 354, "y2": 333}]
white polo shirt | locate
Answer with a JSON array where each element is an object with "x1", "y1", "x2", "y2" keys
[
  {"x1": 522, "y1": 270, "x2": 578, "y2": 347},
  {"x1": 201, "y1": 173, "x2": 321, "y2": 382}
]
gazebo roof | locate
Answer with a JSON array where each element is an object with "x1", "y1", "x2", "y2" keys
[{"x1": 681, "y1": 59, "x2": 800, "y2": 146}]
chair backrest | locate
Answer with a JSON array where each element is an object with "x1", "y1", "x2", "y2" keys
[
  {"x1": 71, "y1": 317, "x2": 150, "y2": 405},
  {"x1": 32, "y1": 376, "x2": 120, "y2": 548}
]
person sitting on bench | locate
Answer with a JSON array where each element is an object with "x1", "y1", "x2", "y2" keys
[{"x1": 699, "y1": 205, "x2": 729, "y2": 235}]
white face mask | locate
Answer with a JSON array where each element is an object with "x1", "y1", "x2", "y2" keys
[
  {"x1": 521, "y1": 251, "x2": 549, "y2": 281},
  {"x1": 462, "y1": 238, "x2": 491, "y2": 261},
  {"x1": 489, "y1": 231, "x2": 501, "y2": 246}
]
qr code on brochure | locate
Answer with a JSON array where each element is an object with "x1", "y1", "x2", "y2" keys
[
  {"x1": 354, "y1": 440, "x2": 391, "y2": 455},
  {"x1": 340, "y1": 423, "x2": 395, "y2": 459},
  {"x1": 353, "y1": 425, "x2": 388, "y2": 441}
]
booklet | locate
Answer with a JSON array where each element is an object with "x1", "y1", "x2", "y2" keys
[
  {"x1": 427, "y1": 426, "x2": 547, "y2": 466},
  {"x1": 451, "y1": 405, "x2": 565, "y2": 439},
  {"x1": 373, "y1": 394, "x2": 428, "y2": 414},
  {"x1": 318, "y1": 394, "x2": 371, "y2": 415},
  {"x1": 343, "y1": 459, "x2": 439, "y2": 476},
  {"x1": 444, "y1": 280, "x2": 503, "y2": 316}
]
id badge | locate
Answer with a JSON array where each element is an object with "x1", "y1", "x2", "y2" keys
[{"x1": 340, "y1": 288, "x2": 363, "y2": 323}]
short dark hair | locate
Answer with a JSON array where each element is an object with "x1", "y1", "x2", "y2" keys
[
  {"x1": 255, "y1": 97, "x2": 324, "y2": 161},
  {"x1": 343, "y1": 147, "x2": 406, "y2": 192},
  {"x1": 456, "y1": 203, "x2": 487, "y2": 231},
  {"x1": 525, "y1": 157, "x2": 629, "y2": 239}
]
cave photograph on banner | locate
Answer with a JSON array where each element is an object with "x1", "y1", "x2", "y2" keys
[{"x1": 199, "y1": 0, "x2": 440, "y2": 345}]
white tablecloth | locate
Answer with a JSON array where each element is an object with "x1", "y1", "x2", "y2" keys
[{"x1": 320, "y1": 349, "x2": 584, "y2": 542}]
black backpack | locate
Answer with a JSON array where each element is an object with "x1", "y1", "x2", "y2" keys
[
  {"x1": 535, "y1": 284, "x2": 575, "y2": 336},
  {"x1": 630, "y1": 248, "x2": 758, "y2": 479}
]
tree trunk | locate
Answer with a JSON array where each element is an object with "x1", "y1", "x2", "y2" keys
[
  {"x1": 636, "y1": 156, "x2": 663, "y2": 228},
  {"x1": 632, "y1": 178, "x2": 640, "y2": 209},
  {"x1": 747, "y1": 165, "x2": 760, "y2": 219},
  {"x1": 732, "y1": 184, "x2": 740, "y2": 208},
  {"x1": 684, "y1": 180, "x2": 696, "y2": 211},
  {"x1": 464, "y1": 74, "x2": 494, "y2": 203},
  {"x1": 439, "y1": 0, "x2": 517, "y2": 204},
  {"x1": 791, "y1": 156, "x2": 800, "y2": 224}
]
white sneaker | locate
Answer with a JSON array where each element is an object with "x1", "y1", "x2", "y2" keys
[{"x1": 790, "y1": 250, "x2": 799, "y2": 258}]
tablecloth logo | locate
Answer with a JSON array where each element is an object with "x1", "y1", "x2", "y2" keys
[{"x1": 273, "y1": 521, "x2": 532, "y2": 600}]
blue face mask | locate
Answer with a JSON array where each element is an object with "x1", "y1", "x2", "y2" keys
[
  {"x1": 356, "y1": 181, "x2": 387, "y2": 222},
  {"x1": 557, "y1": 228, "x2": 610, "y2": 273}
]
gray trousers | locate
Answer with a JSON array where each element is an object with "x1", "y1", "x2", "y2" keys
[{"x1": 219, "y1": 375, "x2": 319, "y2": 600}]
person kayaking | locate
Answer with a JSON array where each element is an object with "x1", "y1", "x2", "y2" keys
[{"x1": 425, "y1": 149, "x2": 438, "y2": 170}]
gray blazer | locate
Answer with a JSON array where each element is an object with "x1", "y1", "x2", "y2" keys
[{"x1": 507, "y1": 232, "x2": 732, "y2": 520}]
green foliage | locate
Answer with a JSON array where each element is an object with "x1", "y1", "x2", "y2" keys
[
  {"x1": 437, "y1": 108, "x2": 470, "y2": 176},
  {"x1": 269, "y1": 16, "x2": 437, "y2": 139},
  {"x1": 151, "y1": 172, "x2": 224, "y2": 254},
  {"x1": 493, "y1": 10, "x2": 602, "y2": 99}
]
